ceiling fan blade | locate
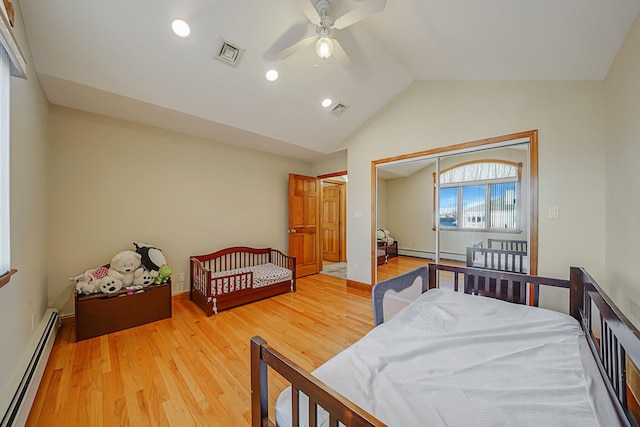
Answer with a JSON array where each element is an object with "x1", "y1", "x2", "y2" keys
[
  {"x1": 276, "y1": 36, "x2": 316, "y2": 60},
  {"x1": 296, "y1": 0, "x2": 322, "y2": 25},
  {"x1": 332, "y1": 39, "x2": 351, "y2": 68},
  {"x1": 333, "y1": 0, "x2": 387, "y2": 29}
]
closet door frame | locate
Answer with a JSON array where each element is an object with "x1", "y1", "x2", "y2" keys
[{"x1": 371, "y1": 130, "x2": 538, "y2": 284}]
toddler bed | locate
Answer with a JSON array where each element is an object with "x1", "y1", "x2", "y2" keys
[
  {"x1": 190, "y1": 246, "x2": 295, "y2": 316},
  {"x1": 251, "y1": 263, "x2": 640, "y2": 426},
  {"x1": 466, "y1": 238, "x2": 528, "y2": 273},
  {"x1": 376, "y1": 242, "x2": 387, "y2": 265}
]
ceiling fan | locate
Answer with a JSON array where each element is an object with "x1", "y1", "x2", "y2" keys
[{"x1": 277, "y1": 0, "x2": 387, "y2": 67}]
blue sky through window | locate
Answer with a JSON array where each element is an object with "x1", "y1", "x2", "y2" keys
[{"x1": 439, "y1": 182, "x2": 516, "y2": 228}]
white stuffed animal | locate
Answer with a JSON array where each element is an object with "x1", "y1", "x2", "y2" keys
[
  {"x1": 133, "y1": 268, "x2": 155, "y2": 287},
  {"x1": 71, "y1": 266, "x2": 109, "y2": 295},
  {"x1": 100, "y1": 250, "x2": 143, "y2": 290},
  {"x1": 99, "y1": 276, "x2": 123, "y2": 294}
]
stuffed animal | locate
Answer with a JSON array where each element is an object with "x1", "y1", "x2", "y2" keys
[
  {"x1": 134, "y1": 242, "x2": 166, "y2": 277},
  {"x1": 154, "y1": 264, "x2": 172, "y2": 284},
  {"x1": 71, "y1": 266, "x2": 109, "y2": 295},
  {"x1": 105, "y1": 250, "x2": 143, "y2": 287},
  {"x1": 376, "y1": 229, "x2": 394, "y2": 244},
  {"x1": 99, "y1": 276, "x2": 123, "y2": 294},
  {"x1": 133, "y1": 268, "x2": 155, "y2": 287}
]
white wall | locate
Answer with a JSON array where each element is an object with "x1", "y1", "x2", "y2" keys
[
  {"x1": 47, "y1": 106, "x2": 312, "y2": 316},
  {"x1": 0, "y1": 0, "x2": 51, "y2": 404},
  {"x1": 604, "y1": 13, "x2": 640, "y2": 326},
  {"x1": 345, "y1": 81, "x2": 606, "y2": 312}
]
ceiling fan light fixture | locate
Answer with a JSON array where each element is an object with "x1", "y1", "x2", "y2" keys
[{"x1": 316, "y1": 37, "x2": 333, "y2": 59}]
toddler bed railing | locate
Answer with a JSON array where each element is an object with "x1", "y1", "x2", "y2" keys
[
  {"x1": 190, "y1": 246, "x2": 295, "y2": 316},
  {"x1": 466, "y1": 238, "x2": 528, "y2": 273},
  {"x1": 251, "y1": 263, "x2": 640, "y2": 427}
]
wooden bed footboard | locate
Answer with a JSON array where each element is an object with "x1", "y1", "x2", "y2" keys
[
  {"x1": 190, "y1": 246, "x2": 296, "y2": 316},
  {"x1": 252, "y1": 263, "x2": 640, "y2": 427},
  {"x1": 250, "y1": 336, "x2": 386, "y2": 427}
]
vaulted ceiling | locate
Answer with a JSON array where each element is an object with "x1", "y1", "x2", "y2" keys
[{"x1": 19, "y1": 0, "x2": 640, "y2": 162}]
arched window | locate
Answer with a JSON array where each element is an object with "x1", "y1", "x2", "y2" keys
[{"x1": 435, "y1": 160, "x2": 522, "y2": 231}]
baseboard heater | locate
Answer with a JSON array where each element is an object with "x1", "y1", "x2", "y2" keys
[
  {"x1": 1, "y1": 309, "x2": 60, "y2": 427},
  {"x1": 398, "y1": 249, "x2": 466, "y2": 263}
]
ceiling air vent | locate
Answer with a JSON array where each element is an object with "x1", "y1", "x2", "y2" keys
[
  {"x1": 330, "y1": 102, "x2": 349, "y2": 116},
  {"x1": 214, "y1": 39, "x2": 244, "y2": 67}
]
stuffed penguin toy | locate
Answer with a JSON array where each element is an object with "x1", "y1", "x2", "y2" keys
[{"x1": 133, "y1": 242, "x2": 167, "y2": 276}]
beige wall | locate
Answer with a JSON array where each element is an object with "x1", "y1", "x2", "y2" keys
[
  {"x1": 47, "y1": 106, "x2": 311, "y2": 316},
  {"x1": 376, "y1": 178, "x2": 388, "y2": 230},
  {"x1": 0, "y1": 0, "x2": 51, "y2": 403},
  {"x1": 311, "y1": 150, "x2": 347, "y2": 177},
  {"x1": 604, "y1": 13, "x2": 640, "y2": 326},
  {"x1": 2, "y1": 0, "x2": 638, "y2": 405},
  {"x1": 345, "y1": 81, "x2": 606, "y2": 313}
]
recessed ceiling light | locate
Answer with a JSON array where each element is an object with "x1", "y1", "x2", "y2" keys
[
  {"x1": 265, "y1": 69, "x2": 279, "y2": 82},
  {"x1": 321, "y1": 98, "x2": 333, "y2": 108},
  {"x1": 172, "y1": 19, "x2": 191, "y2": 38}
]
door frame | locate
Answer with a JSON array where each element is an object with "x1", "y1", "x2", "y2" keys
[
  {"x1": 288, "y1": 173, "x2": 321, "y2": 277},
  {"x1": 371, "y1": 130, "x2": 538, "y2": 284},
  {"x1": 318, "y1": 171, "x2": 348, "y2": 264},
  {"x1": 321, "y1": 179, "x2": 347, "y2": 262}
]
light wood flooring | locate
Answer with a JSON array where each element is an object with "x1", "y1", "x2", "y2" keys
[{"x1": 27, "y1": 257, "x2": 425, "y2": 426}]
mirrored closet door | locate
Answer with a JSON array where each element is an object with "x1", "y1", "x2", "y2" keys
[{"x1": 373, "y1": 131, "x2": 538, "y2": 284}]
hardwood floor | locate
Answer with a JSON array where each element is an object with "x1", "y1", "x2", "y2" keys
[
  {"x1": 376, "y1": 255, "x2": 432, "y2": 282},
  {"x1": 27, "y1": 257, "x2": 426, "y2": 426},
  {"x1": 26, "y1": 274, "x2": 377, "y2": 426}
]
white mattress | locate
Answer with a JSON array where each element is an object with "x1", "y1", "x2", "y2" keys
[
  {"x1": 275, "y1": 289, "x2": 620, "y2": 427},
  {"x1": 472, "y1": 252, "x2": 529, "y2": 273},
  {"x1": 210, "y1": 263, "x2": 292, "y2": 294}
]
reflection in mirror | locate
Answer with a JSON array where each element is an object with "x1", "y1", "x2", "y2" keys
[{"x1": 374, "y1": 132, "x2": 537, "y2": 284}]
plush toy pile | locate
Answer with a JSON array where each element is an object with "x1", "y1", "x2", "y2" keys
[{"x1": 71, "y1": 242, "x2": 173, "y2": 295}]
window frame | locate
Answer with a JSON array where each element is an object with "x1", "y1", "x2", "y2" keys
[
  {"x1": 0, "y1": 6, "x2": 25, "y2": 289},
  {"x1": 433, "y1": 159, "x2": 523, "y2": 232}
]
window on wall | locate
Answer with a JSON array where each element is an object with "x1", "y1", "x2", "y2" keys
[
  {"x1": 0, "y1": 10, "x2": 26, "y2": 287},
  {"x1": 0, "y1": 47, "x2": 11, "y2": 282},
  {"x1": 435, "y1": 160, "x2": 522, "y2": 231}
]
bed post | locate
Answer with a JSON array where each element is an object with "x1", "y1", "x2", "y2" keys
[
  {"x1": 428, "y1": 264, "x2": 437, "y2": 289},
  {"x1": 569, "y1": 267, "x2": 584, "y2": 322},
  {"x1": 250, "y1": 336, "x2": 269, "y2": 427}
]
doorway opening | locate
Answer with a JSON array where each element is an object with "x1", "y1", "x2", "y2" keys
[
  {"x1": 287, "y1": 171, "x2": 347, "y2": 279},
  {"x1": 320, "y1": 172, "x2": 347, "y2": 279}
]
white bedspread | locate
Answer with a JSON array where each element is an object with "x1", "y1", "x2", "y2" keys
[{"x1": 275, "y1": 289, "x2": 619, "y2": 426}]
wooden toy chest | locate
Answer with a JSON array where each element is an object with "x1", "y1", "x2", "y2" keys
[{"x1": 74, "y1": 281, "x2": 172, "y2": 341}]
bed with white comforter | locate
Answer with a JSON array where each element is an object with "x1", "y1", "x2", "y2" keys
[{"x1": 275, "y1": 288, "x2": 619, "y2": 426}]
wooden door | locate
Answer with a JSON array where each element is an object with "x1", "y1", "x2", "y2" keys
[
  {"x1": 288, "y1": 174, "x2": 320, "y2": 277},
  {"x1": 322, "y1": 185, "x2": 341, "y2": 262}
]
